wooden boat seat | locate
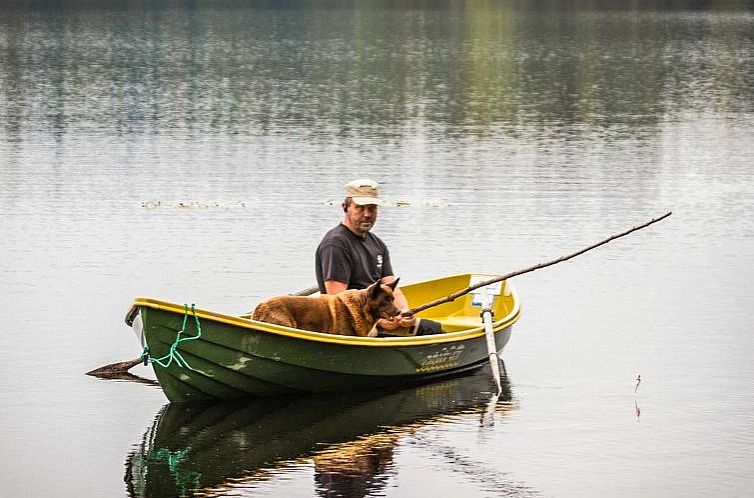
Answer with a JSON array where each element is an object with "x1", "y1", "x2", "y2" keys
[{"x1": 437, "y1": 316, "x2": 485, "y2": 333}]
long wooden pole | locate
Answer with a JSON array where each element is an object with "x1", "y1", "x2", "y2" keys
[
  {"x1": 403, "y1": 211, "x2": 672, "y2": 317},
  {"x1": 90, "y1": 213, "x2": 671, "y2": 379}
]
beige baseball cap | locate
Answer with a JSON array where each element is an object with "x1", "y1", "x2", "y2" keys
[{"x1": 345, "y1": 178, "x2": 384, "y2": 206}]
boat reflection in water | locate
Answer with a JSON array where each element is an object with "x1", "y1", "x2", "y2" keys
[{"x1": 125, "y1": 365, "x2": 516, "y2": 498}]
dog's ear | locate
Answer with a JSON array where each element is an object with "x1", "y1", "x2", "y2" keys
[
  {"x1": 387, "y1": 277, "x2": 400, "y2": 290},
  {"x1": 368, "y1": 281, "x2": 381, "y2": 298}
]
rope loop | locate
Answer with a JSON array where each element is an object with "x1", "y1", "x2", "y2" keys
[{"x1": 141, "y1": 303, "x2": 202, "y2": 371}]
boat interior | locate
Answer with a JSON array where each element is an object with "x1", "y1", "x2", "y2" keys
[{"x1": 401, "y1": 273, "x2": 517, "y2": 333}]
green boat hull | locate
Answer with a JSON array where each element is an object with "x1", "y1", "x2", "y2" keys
[{"x1": 128, "y1": 274, "x2": 521, "y2": 402}]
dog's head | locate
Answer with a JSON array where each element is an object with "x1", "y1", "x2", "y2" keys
[{"x1": 364, "y1": 278, "x2": 402, "y2": 321}]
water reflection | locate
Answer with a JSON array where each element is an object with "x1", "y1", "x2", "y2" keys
[
  {"x1": 1, "y1": 0, "x2": 752, "y2": 143},
  {"x1": 125, "y1": 366, "x2": 514, "y2": 498}
]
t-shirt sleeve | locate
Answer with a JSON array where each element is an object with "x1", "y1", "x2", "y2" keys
[
  {"x1": 318, "y1": 242, "x2": 353, "y2": 284},
  {"x1": 381, "y1": 244, "x2": 394, "y2": 278}
]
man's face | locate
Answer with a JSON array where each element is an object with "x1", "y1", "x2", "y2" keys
[{"x1": 345, "y1": 202, "x2": 378, "y2": 236}]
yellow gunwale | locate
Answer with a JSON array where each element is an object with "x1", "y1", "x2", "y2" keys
[{"x1": 130, "y1": 287, "x2": 521, "y2": 348}]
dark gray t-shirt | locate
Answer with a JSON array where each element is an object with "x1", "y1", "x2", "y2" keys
[{"x1": 315, "y1": 224, "x2": 394, "y2": 293}]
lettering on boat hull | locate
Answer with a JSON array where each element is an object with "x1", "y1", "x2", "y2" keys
[{"x1": 416, "y1": 345, "x2": 465, "y2": 373}]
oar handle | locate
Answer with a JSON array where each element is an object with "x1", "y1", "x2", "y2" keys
[{"x1": 290, "y1": 285, "x2": 320, "y2": 296}]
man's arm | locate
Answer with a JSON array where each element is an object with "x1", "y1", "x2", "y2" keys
[{"x1": 324, "y1": 280, "x2": 348, "y2": 295}]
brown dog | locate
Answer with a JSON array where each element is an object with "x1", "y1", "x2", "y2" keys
[{"x1": 251, "y1": 279, "x2": 401, "y2": 337}]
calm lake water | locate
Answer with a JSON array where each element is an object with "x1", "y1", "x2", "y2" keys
[{"x1": 2, "y1": 1, "x2": 754, "y2": 497}]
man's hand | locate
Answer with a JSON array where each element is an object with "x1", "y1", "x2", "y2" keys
[{"x1": 378, "y1": 313, "x2": 416, "y2": 331}]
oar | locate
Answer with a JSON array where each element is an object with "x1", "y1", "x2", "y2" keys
[
  {"x1": 87, "y1": 284, "x2": 321, "y2": 379},
  {"x1": 91, "y1": 212, "x2": 671, "y2": 383},
  {"x1": 401, "y1": 211, "x2": 672, "y2": 393},
  {"x1": 478, "y1": 286, "x2": 503, "y2": 394},
  {"x1": 86, "y1": 358, "x2": 144, "y2": 378}
]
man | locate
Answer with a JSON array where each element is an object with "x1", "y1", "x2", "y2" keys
[{"x1": 315, "y1": 178, "x2": 416, "y2": 332}]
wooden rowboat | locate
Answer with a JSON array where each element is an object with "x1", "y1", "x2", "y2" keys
[{"x1": 125, "y1": 273, "x2": 521, "y2": 403}]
